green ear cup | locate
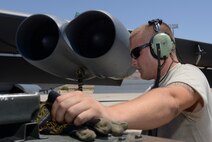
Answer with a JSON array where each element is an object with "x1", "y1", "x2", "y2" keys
[{"x1": 151, "y1": 33, "x2": 173, "y2": 59}]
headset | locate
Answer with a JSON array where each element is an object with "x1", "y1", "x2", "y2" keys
[
  {"x1": 146, "y1": 20, "x2": 176, "y2": 136},
  {"x1": 148, "y1": 19, "x2": 175, "y2": 89},
  {"x1": 148, "y1": 19, "x2": 174, "y2": 59}
]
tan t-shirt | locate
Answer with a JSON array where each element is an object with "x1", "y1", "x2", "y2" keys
[{"x1": 156, "y1": 63, "x2": 212, "y2": 142}]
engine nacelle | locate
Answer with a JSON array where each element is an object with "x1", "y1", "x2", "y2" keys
[
  {"x1": 16, "y1": 10, "x2": 135, "y2": 82},
  {"x1": 65, "y1": 10, "x2": 135, "y2": 79},
  {"x1": 16, "y1": 14, "x2": 95, "y2": 81}
]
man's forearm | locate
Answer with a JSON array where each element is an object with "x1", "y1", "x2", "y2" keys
[{"x1": 103, "y1": 89, "x2": 180, "y2": 130}]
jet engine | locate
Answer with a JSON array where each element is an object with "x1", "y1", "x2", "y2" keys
[{"x1": 16, "y1": 10, "x2": 135, "y2": 82}]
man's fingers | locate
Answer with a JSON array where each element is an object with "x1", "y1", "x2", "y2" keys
[
  {"x1": 51, "y1": 91, "x2": 101, "y2": 126},
  {"x1": 51, "y1": 93, "x2": 76, "y2": 122},
  {"x1": 64, "y1": 102, "x2": 89, "y2": 124},
  {"x1": 73, "y1": 109, "x2": 96, "y2": 126}
]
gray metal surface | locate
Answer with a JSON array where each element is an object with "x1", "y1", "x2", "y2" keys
[
  {"x1": 0, "y1": 93, "x2": 39, "y2": 124},
  {"x1": 29, "y1": 131, "x2": 182, "y2": 142}
]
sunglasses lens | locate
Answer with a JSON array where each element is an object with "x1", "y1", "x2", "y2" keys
[
  {"x1": 130, "y1": 48, "x2": 140, "y2": 59},
  {"x1": 130, "y1": 43, "x2": 150, "y2": 59}
]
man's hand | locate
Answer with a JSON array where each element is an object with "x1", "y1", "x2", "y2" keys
[
  {"x1": 51, "y1": 91, "x2": 106, "y2": 125},
  {"x1": 36, "y1": 91, "x2": 128, "y2": 142}
]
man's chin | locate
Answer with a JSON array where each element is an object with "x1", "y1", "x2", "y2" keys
[
  {"x1": 140, "y1": 75, "x2": 145, "y2": 80},
  {"x1": 140, "y1": 75, "x2": 152, "y2": 80}
]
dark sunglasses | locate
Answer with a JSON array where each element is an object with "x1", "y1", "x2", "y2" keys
[{"x1": 130, "y1": 43, "x2": 150, "y2": 59}]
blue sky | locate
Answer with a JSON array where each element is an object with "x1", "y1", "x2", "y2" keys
[{"x1": 1, "y1": 0, "x2": 212, "y2": 43}]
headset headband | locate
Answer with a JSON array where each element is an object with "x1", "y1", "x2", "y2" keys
[{"x1": 148, "y1": 19, "x2": 162, "y2": 32}]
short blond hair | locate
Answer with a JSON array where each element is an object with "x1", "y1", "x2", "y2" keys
[{"x1": 130, "y1": 21, "x2": 176, "y2": 51}]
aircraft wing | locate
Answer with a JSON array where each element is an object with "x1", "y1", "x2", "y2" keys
[
  {"x1": 0, "y1": 10, "x2": 135, "y2": 87},
  {"x1": 0, "y1": 10, "x2": 26, "y2": 54},
  {"x1": 176, "y1": 38, "x2": 212, "y2": 86},
  {"x1": 0, "y1": 10, "x2": 212, "y2": 88}
]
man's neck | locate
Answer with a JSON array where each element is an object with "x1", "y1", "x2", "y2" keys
[{"x1": 160, "y1": 57, "x2": 179, "y2": 77}]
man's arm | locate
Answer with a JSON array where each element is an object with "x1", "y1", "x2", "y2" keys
[{"x1": 104, "y1": 83, "x2": 203, "y2": 130}]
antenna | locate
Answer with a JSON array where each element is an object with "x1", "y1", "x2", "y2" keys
[{"x1": 169, "y1": 24, "x2": 179, "y2": 35}]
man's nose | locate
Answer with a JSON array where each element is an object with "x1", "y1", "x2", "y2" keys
[{"x1": 131, "y1": 58, "x2": 137, "y2": 67}]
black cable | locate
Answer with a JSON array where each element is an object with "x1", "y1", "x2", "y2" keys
[
  {"x1": 148, "y1": 43, "x2": 162, "y2": 137},
  {"x1": 153, "y1": 44, "x2": 162, "y2": 89},
  {"x1": 147, "y1": 52, "x2": 177, "y2": 137},
  {"x1": 158, "y1": 59, "x2": 175, "y2": 85}
]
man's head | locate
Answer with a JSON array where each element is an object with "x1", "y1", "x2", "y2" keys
[{"x1": 130, "y1": 20, "x2": 178, "y2": 80}]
